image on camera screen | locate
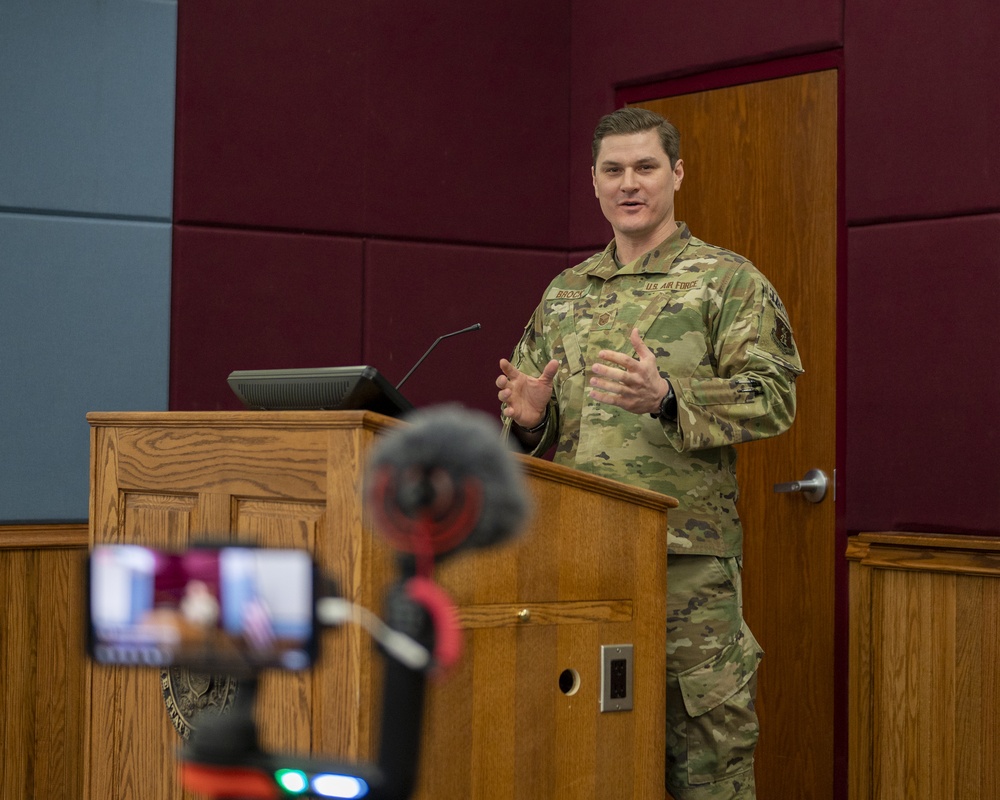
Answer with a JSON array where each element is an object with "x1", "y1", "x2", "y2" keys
[{"x1": 88, "y1": 545, "x2": 316, "y2": 671}]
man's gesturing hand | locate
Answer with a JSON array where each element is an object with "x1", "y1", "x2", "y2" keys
[
  {"x1": 590, "y1": 328, "x2": 670, "y2": 415},
  {"x1": 496, "y1": 358, "x2": 559, "y2": 429}
]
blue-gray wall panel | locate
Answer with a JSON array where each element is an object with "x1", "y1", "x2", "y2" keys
[
  {"x1": 0, "y1": 213, "x2": 171, "y2": 521},
  {"x1": 0, "y1": 0, "x2": 177, "y2": 218}
]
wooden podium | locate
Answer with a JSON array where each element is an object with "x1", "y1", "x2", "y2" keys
[{"x1": 85, "y1": 411, "x2": 675, "y2": 800}]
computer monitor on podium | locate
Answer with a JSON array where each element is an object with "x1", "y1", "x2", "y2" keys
[{"x1": 227, "y1": 365, "x2": 413, "y2": 418}]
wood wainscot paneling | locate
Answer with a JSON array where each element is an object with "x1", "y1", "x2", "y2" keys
[
  {"x1": 0, "y1": 523, "x2": 88, "y2": 800},
  {"x1": 848, "y1": 532, "x2": 1000, "y2": 800}
]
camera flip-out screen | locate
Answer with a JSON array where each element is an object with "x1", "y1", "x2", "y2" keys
[{"x1": 87, "y1": 545, "x2": 318, "y2": 672}]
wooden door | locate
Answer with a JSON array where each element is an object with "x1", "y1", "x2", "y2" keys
[{"x1": 635, "y1": 69, "x2": 839, "y2": 799}]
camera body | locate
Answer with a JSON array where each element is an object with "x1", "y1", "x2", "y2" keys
[{"x1": 86, "y1": 543, "x2": 436, "y2": 800}]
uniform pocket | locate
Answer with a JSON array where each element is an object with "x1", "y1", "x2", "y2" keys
[
  {"x1": 541, "y1": 300, "x2": 587, "y2": 380},
  {"x1": 557, "y1": 315, "x2": 585, "y2": 377},
  {"x1": 677, "y1": 622, "x2": 763, "y2": 784}
]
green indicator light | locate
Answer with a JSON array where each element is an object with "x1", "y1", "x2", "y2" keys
[{"x1": 275, "y1": 769, "x2": 309, "y2": 794}]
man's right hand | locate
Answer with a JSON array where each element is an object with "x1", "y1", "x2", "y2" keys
[{"x1": 496, "y1": 358, "x2": 559, "y2": 428}]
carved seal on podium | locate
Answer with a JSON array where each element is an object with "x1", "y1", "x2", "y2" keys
[{"x1": 160, "y1": 668, "x2": 238, "y2": 739}]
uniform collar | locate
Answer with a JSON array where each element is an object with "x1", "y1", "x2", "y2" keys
[{"x1": 581, "y1": 223, "x2": 692, "y2": 280}]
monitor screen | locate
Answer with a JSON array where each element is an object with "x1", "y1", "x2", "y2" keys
[{"x1": 227, "y1": 365, "x2": 413, "y2": 417}]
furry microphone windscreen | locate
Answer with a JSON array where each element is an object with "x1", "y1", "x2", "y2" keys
[{"x1": 365, "y1": 405, "x2": 531, "y2": 556}]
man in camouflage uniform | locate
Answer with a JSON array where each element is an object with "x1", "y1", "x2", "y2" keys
[{"x1": 495, "y1": 108, "x2": 802, "y2": 799}]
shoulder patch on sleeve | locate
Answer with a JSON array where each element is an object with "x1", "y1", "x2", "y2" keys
[
  {"x1": 771, "y1": 313, "x2": 795, "y2": 356},
  {"x1": 752, "y1": 288, "x2": 804, "y2": 374}
]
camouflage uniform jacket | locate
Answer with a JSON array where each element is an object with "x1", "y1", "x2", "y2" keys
[{"x1": 511, "y1": 223, "x2": 804, "y2": 557}]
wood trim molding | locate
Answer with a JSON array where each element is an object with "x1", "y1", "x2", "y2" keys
[
  {"x1": 616, "y1": 50, "x2": 845, "y2": 106},
  {"x1": 846, "y1": 531, "x2": 1000, "y2": 577},
  {"x1": 0, "y1": 523, "x2": 88, "y2": 550}
]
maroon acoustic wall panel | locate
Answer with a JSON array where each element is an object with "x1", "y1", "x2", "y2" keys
[
  {"x1": 363, "y1": 240, "x2": 568, "y2": 415},
  {"x1": 568, "y1": 0, "x2": 843, "y2": 248},
  {"x1": 361, "y1": 1, "x2": 571, "y2": 248},
  {"x1": 844, "y1": 0, "x2": 1000, "y2": 223},
  {"x1": 174, "y1": 0, "x2": 572, "y2": 249},
  {"x1": 173, "y1": 1, "x2": 370, "y2": 234},
  {"x1": 171, "y1": 226, "x2": 364, "y2": 410},
  {"x1": 846, "y1": 215, "x2": 1000, "y2": 534}
]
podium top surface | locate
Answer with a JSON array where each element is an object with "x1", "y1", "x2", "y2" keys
[{"x1": 86, "y1": 408, "x2": 399, "y2": 430}]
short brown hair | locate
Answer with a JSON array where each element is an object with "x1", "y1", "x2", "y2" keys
[{"x1": 592, "y1": 108, "x2": 681, "y2": 167}]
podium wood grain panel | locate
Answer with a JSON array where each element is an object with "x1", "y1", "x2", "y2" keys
[
  {"x1": 235, "y1": 498, "x2": 326, "y2": 754},
  {"x1": 87, "y1": 414, "x2": 388, "y2": 800},
  {"x1": 420, "y1": 456, "x2": 670, "y2": 800},
  {"x1": 85, "y1": 411, "x2": 674, "y2": 800},
  {"x1": 88, "y1": 492, "x2": 197, "y2": 800}
]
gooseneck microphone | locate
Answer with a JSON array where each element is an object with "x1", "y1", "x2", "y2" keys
[{"x1": 395, "y1": 323, "x2": 482, "y2": 390}]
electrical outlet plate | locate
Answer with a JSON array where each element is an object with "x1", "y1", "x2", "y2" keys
[{"x1": 600, "y1": 643, "x2": 633, "y2": 712}]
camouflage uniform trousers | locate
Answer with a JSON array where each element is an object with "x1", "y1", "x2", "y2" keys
[{"x1": 665, "y1": 554, "x2": 763, "y2": 800}]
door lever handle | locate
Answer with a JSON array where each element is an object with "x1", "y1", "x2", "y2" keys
[{"x1": 773, "y1": 469, "x2": 828, "y2": 504}]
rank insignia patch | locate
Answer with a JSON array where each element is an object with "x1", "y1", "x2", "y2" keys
[{"x1": 593, "y1": 308, "x2": 618, "y2": 330}]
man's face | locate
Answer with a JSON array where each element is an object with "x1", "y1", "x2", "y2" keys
[{"x1": 591, "y1": 130, "x2": 684, "y2": 246}]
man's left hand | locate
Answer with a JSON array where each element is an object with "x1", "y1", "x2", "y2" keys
[{"x1": 590, "y1": 328, "x2": 670, "y2": 415}]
